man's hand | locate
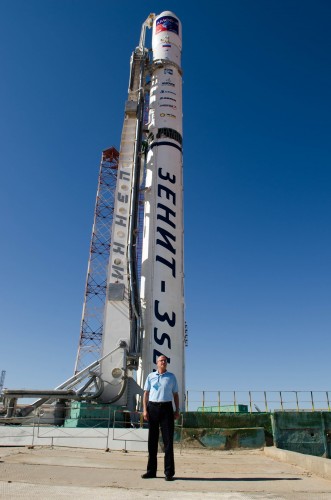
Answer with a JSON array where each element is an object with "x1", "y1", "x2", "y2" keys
[
  {"x1": 142, "y1": 390, "x2": 149, "y2": 421},
  {"x1": 174, "y1": 410, "x2": 180, "y2": 420}
]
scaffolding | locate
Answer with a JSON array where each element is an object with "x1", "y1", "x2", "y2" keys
[
  {"x1": 0, "y1": 370, "x2": 6, "y2": 394},
  {"x1": 74, "y1": 147, "x2": 119, "y2": 373}
]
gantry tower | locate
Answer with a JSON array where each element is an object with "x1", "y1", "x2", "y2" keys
[{"x1": 74, "y1": 147, "x2": 119, "y2": 373}]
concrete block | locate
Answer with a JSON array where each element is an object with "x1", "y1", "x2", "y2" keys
[{"x1": 264, "y1": 446, "x2": 331, "y2": 481}]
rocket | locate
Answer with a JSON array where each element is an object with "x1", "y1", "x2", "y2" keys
[
  {"x1": 139, "y1": 11, "x2": 185, "y2": 408},
  {"x1": 99, "y1": 11, "x2": 185, "y2": 409}
]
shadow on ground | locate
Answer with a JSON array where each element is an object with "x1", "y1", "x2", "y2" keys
[{"x1": 173, "y1": 477, "x2": 302, "y2": 482}]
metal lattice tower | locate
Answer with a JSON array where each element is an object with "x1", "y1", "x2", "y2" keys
[
  {"x1": 0, "y1": 370, "x2": 6, "y2": 394},
  {"x1": 74, "y1": 147, "x2": 119, "y2": 373}
]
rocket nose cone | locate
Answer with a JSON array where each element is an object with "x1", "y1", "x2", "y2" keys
[
  {"x1": 154, "y1": 11, "x2": 182, "y2": 40},
  {"x1": 158, "y1": 10, "x2": 178, "y2": 18}
]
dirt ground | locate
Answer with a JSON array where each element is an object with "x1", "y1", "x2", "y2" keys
[{"x1": 0, "y1": 446, "x2": 331, "y2": 499}]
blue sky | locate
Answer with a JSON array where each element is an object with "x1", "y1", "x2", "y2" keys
[{"x1": 0, "y1": 1, "x2": 330, "y2": 398}]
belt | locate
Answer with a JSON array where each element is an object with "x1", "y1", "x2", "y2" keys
[{"x1": 148, "y1": 401, "x2": 172, "y2": 406}]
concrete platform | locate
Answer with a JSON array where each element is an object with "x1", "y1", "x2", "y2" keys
[{"x1": 0, "y1": 446, "x2": 331, "y2": 499}]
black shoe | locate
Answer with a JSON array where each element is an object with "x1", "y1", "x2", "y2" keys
[
  {"x1": 165, "y1": 475, "x2": 174, "y2": 481},
  {"x1": 141, "y1": 472, "x2": 156, "y2": 479}
]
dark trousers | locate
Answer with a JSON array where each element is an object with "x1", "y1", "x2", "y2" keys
[{"x1": 146, "y1": 401, "x2": 175, "y2": 477}]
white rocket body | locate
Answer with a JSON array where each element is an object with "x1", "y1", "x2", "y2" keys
[{"x1": 139, "y1": 12, "x2": 185, "y2": 408}]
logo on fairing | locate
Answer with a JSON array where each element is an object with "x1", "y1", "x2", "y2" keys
[{"x1": 156, "y1": 16, "x2": 179, "y2": 35}]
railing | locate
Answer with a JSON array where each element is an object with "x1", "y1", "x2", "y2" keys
[{"x1": 185, "y1": 390, "x2": 331, "y2": 413}]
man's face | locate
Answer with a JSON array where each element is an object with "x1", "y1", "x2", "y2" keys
[{"x1": 157, "y1": 356, "x2": 167, "y2": 371}]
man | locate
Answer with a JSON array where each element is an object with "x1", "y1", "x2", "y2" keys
[{"x1": 141, "y1": 355, "x2": 180, "y2": 481}]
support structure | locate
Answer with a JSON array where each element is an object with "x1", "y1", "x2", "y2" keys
[
  {"x1": 99, "y1": 19, "x2": 152, "y2": 406},
  {"x1": 74, "y1": 147, "x2": 119, "y2": 373}
]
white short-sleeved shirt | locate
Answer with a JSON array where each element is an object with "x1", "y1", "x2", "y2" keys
[{"x1": 144, "y1": 371, "x2": 178, "y2": 402}]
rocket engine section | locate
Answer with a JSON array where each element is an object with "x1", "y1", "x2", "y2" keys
[{"x1": 139, "y1": 12, "x2": 185, "y2": 408}]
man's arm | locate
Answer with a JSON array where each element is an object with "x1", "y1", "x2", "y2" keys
[
  {"x1": 143, "y1": 390, "x2": 149, "y2": 421},
  {"x1": 173, "y1": 392, "x2": 180, "y2": 420}
]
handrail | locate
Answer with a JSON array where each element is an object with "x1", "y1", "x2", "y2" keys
[{"x1": 185, "y1": 390, "x2": 331, "y2": 413}]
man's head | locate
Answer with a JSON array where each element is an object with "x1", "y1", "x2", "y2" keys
[{"x1": 157, "y1": 355, "x2": 168, "y2": 373}]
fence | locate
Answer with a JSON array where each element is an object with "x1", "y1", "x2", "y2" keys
[
  {"x1": 185, "y1": 390, "x2": 331, "y2": 413},
  {"x1": 0, "y1": 407, "x2": 183, "y2": 451}
]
